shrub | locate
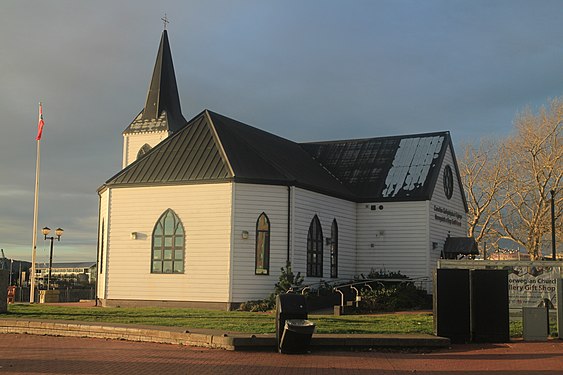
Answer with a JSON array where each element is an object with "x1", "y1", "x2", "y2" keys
[
  {"x1": 356, "y1": 269, "x2": 431, "y2": 312},
  {"x1": 238, "y1": 294, "x2": 275, "y2": 312},
  {"x1": 239, "y1": 263, "x2": 304, "y2": 312},
  {"x1": 274, "y1": 263, "x2": 304, "y2": 294}
]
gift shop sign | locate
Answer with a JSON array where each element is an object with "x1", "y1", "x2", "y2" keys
[{"x1": 508, "y1": 266, "x2": 558, "y2": 309}]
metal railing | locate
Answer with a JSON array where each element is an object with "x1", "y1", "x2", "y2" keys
[{"x1": 286, "y1": 276, "x2": 431, "y2": 308}]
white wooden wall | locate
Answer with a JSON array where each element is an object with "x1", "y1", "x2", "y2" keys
[
  {"x1": 356, "y1": 200, "x2": 429, "y2": 279},
  {"x1": 292, "y1": 188, "x2": 357, "y2": 284},
  {"x1": 103, "y1": 183, "x2": 232, "y2": 302},
  {"x1": 230, "y1": 183, "x2": 289, "y2": 302},
  {"x1": 122, "y1": 130, "x2": 168, "y2": 168},
  {"x1": 428, "y1": 145, "x2": 468, "y2": 274},
  {"x1": 97, "y1": 189, "x2": 109, "y2": 299}
]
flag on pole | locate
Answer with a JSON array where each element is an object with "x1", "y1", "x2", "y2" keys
[{"x1": 36, "y1": 103, "x2": 45, "y2": 140}]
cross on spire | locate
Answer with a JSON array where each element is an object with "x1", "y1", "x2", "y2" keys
[{"x1": 161, "y1": 13, "x2": 169, "y2": 30}]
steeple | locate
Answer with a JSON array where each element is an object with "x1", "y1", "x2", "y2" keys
[
  {"x1": 121, "y1": 29, "x2": 187, "y2": 168},
  {"x1": 124, "y1": 30, "x2": 187, "y2": 135}
]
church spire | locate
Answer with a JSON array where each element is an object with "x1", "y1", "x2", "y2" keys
[
  {"x1": 124, "y1": 29, "x2": 186, "y2": 135},
  {"x1": 141, "y1": 29, "x2": 185, "y2": 130}
]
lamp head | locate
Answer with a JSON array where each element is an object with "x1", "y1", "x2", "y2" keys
[
  {"x1": 42, "y1": 227, "x2": 51, "y2": 237},
  {"x1": 55, "y1": 228, "x2": 64, "y2": 240}
]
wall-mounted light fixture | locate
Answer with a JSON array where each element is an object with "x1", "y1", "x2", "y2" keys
[
  {"x1": 241, "y1": 230, "x2": 249, "y2": 240},
  {"x1": 131, "y1": 232, "x2": 137, "y2": 240}
]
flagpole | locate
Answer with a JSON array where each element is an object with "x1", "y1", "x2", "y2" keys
[{"x1": 30, "y1": 103, "x2": 43, "y2": 303}]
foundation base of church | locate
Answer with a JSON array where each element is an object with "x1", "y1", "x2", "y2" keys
[{"x1": 100, "y1": 298, "x2": 240, "y2": 311}]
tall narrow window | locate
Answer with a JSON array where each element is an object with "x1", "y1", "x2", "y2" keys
[
  {"x1": 255, "y1": 213, "x2": 270, "y2": 275},
  {"x1": 152, "y1": 209, "x2": 184, "y2": 274},
  {"x1": 330, "y1": 219, "x2": 338, "y2": 278},
  {"x1": 137, "y1": 143, "x2": 152, "y2": 160},
  {"x1": 307, "y1": 215, "x2": 323, "y2": 277},
  {"x1": 99, "y1": 220, "x2": 104, "y2": 274}
]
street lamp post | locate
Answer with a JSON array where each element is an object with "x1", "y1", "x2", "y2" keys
[
  {"x1": 550, "y1": 190, "x2": 557, "y2": 260},
  {"x1": 42, "y1": 227, "x2": 63, "y2": 290}
]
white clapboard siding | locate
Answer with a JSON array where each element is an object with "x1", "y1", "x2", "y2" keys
[
  {"x1": 356, "y1": 201, "x2": 429, "y2": 279},
  {"x1": 292, "y1": 188, "x2": 357, "y2": 284},
  {"x1": 231, "y1": 183, "x2": 289, "y2": 302},
  {"x1": 97, "y1": 189, "x2": 109, "y2": 299},
  {"x1": 105, "y1": 183, "x2": 232, "y2": 302},
  {"x1": 122, "y1": 131, "x2": 168, "y2": 168},
  {"x1": 428, "y1": 145, "x2": 468, "y2": 275}
]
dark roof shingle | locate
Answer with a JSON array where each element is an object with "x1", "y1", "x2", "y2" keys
[{"x1": 105, "y1": 110, "x2": 458, "y2": 204}]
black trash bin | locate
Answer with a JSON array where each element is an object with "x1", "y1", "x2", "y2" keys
[
  {"x1": 276, "y1": 294, "x2": 312, "y2": 353},
  {"x1": 280, "y1": 319, "x2": 316, "y2": 354}
]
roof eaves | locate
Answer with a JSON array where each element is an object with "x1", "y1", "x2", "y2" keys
[
  {"x1": 104, "y1": 178, "x2": 234, "y2": 189},
  {"x1": 447, "y1": 135, "x2": 469, "y2": 213},
  {"x1": 424, "y1": 132, "x2": 449, "y2": 203}
]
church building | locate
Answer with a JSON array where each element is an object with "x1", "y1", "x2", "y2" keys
[{"x1": 96, "y1": 30, "x2": 469, "y2": 309}]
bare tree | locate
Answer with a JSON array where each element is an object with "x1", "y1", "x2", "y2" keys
[
  {"x1": 459, "y1": 140, "x2": 508, "y2": 256},
  {"x1": 498, "y1": 99, "x2": 563, "y2": 259}
]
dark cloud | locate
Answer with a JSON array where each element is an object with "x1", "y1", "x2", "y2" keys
[{"x1": 1, "y1": 0, "x2": 563, "y2": 261}]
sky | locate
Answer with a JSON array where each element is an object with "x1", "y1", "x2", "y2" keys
[{"x1": 1, "y1": 0, "x2": 563, "y2": 263}]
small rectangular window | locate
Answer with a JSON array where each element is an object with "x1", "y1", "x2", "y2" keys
[
  {"x1": 164, "y1": 237, "x2": 173, "y2": 247},
  {"x1": 163, "y1": 261, "x2": 173, "y2": 273},
  {"x1": 173, "y1": 261, "x2": 184, "y2": 273},
  {"x1": 152, "y1": 261, "x2": 163, "y2": 273},
  {"x1": 174, "y1": 236, "x2": 184, "y2": 247},
  {"x1": 154, "y1": 237, "x2": 162, "y2": 247}
]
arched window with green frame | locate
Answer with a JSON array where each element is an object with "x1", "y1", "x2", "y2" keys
[
  {"x1": 152, "y1": 209, "x2": 185, "y2": 274},
  {"x1": 255, "y1": 212, "x2": 270, "y2": 275}
]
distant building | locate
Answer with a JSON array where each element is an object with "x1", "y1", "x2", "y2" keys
[
  {"x1": 97, "y1": 30, "x2": 469, "y2": 309},
  {"x1": 36, "y1": 262, "x2": 96, "y2": 287},
  {"x1": 0, "y1": 258, "x2": 31, "y2": 286}
]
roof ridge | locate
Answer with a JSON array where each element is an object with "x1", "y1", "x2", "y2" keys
[{"x1": 301, "y1": 130, "x2": 450, "y2": 145}]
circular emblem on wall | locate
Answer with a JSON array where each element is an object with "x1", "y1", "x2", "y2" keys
[{"x1": 443, "y1": 165, "x2": 454, "y2": 199}]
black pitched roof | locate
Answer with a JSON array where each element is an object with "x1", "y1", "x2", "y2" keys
[
  {"x1": 108, "y1": 112, "x2": 231, "y2": 185},
  {"x1": 106, "y1": 110, "x2": 354, "y2": 199},
  {"x1": 209, "y1": 111, "x2": 354, "y2": 199},
  {"x1": 300, "y1": 132, "x2": 449, "y2": 202},
  {"x1": 103, "y1": 110, "x2": 462, "y2": 205},
  {"x1": 443, "y1": 237, "x2": 478, "y2": 255},
  {"x1": 123, "y1": 30, "x2": 187, "y2": 135}
]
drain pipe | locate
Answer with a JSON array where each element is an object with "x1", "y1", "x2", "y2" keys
[{"x1": 287, "y1": 186, "x2": 291, "y2": 265}]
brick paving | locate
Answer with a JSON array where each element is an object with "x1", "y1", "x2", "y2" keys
[{"x1": 1, "y1": 333, "x2": 563, "y2": 374}]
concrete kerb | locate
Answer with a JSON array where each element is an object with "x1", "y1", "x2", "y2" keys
[{"x1": 0, "y1": 318, "x2": 449, "y2": 351}]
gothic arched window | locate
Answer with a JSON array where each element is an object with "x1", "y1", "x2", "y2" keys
[
  {"x1": 137, "y1": 143, "x2": 152, "y2": 160},
  {"x1": 330, "y1": 219, "x2": 338, "y2": 278},
  {"x1": 152, "y1": 209, "x2": 184, "y2": 274},
  {"x1": 307, "y1": 215, "x2": 323, "y2": 277},
  {"x1": 255, "y1": 213, "x2": 270, "y2": 275}
]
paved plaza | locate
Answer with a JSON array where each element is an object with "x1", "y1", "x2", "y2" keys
[{"x1": 1, "y1": 333, "x2": 563, "y2": 374}]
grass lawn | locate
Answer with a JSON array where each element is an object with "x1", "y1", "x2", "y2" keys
[
  {"x1": 3, "y1": 304, "x2": 545, "y2": 337},
  {"x1": 4, "y1": 304, "x2": 434, "y2": 335}
]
